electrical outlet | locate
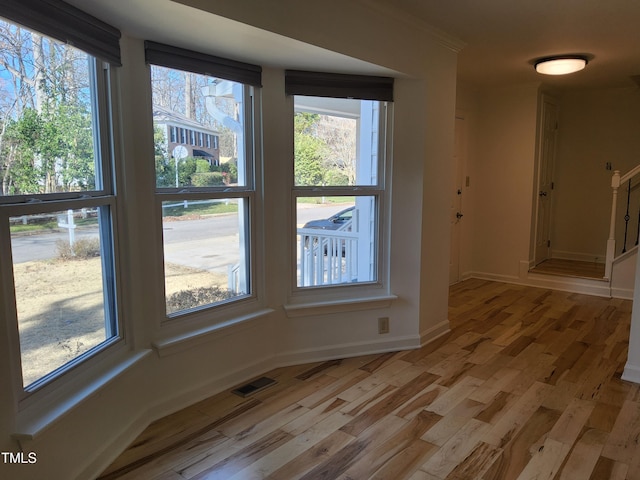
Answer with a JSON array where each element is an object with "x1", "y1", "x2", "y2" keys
[{"x1": 378, "y1": 317, "x2": 389, "y2": 334}]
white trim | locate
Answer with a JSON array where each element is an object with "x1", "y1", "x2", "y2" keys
[
  {"x1": 152, "y1": 308, "x2": 274, "y2": 357},
  {"x1": 611, "y1": 287, "x2": 635, "y2": 300},
  {"x1": 525, "y1": 272, "x2": 611, "y2": 297},
  {"x1": 275, "y1": 334, "x2": 421, "y2": 366},
  {"x1": 283, "y1": 294, "x2": 397, "y2": 318},
  {"x1": 354, "y1": 0, "x2": 465, "y2": 52},
  {"x1": 420, "y1": 320, "x2": 451, "y2": 346},
  {"x1": 466, "y1": 269, "x2": 613, "y2": 298},
  {"x1": 464, "y1": 271, "x2": 520, "y2": 284},
  {"x1": 622, "y1": 363, "x2": 640, "y2": 384},
  {"x1": 550, "y1": 250, "x2": 606, "y2": 264},
  {"x1": 613, "y1": 245, "x2": 638, "y2": 265},
  {"x1": 13, "y1": 350, "x2": 152, "y2": 441}
]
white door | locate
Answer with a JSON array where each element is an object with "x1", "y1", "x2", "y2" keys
[
  {"x1": 450, "y1": 115, "x2": 465, "y2": 284},
  {"x1": 534, "y1": 96, "x2": 558, "y2": 265}
]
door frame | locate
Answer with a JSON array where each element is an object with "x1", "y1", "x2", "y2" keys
[
  {"x1": 532, "y1": 93, "x2": 558, "y2": 267},
  {"x1": 450, "y1": 113, "x2": 466, "y2": 284}
]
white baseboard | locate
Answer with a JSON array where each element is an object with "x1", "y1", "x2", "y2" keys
[
  {"x1": 550, "y1": 250, "x2": 606, "y2": 264},
  {"x1": 274, "y1": 334, "x2": 422, "y2": 367},
  {"x1": 622, "y1": 363, "x2": 640, "y2": 384},
  {"x1": 467, "y1": 270, "x2": 613, "y2": 298},
  {"x1": 611, "y1": 287, "x2": 635, "y2": 300},
  {"x1": 420, "y1": 320, "x2": 451, "y2": 346},
  {"x1": 463, "y1": 271, "x2": 520, "y2": 284}
]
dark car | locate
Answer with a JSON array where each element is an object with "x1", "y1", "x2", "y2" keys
[{"x1": 303, "y1": 206, "x2": 354, "y2": 230}]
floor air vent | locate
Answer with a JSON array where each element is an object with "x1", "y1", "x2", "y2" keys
[{"x1": 232, "y1": 376, "x2": 276, "y2": 397}]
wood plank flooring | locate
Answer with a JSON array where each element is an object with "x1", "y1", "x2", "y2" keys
[{"x1": 99, "y1": 279, "x2": 636, "y2": 479}]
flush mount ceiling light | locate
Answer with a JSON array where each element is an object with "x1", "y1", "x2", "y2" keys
[{"x1": 534, "y1": 55, "x2": 588, "y2": 75}]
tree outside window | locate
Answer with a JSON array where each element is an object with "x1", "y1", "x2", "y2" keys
[
  {"x1": 0, "y1": 18, "x2": 119, "y2": 390},
  {"x1": 293, "y1": 96, "x2": 386, "y2": 288}
]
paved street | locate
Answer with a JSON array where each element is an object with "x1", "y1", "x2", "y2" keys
[{"x1": 10, "y1": 203, "x2": 350, "y2": 270}]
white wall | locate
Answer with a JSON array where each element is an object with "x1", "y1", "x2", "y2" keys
[
  {"x1": 455, "y1": 83, "x2": 480, "y2": 280},
  {"x1": 458, "y1": 83, "x2": 540, "y2": 281},
  {"x1": 456, "y1": 82, "x2": 640, "y2": 290},
  {"x1": 553, "y1": 87, "x2": 640, "y2": 261},
  {"x1": 0, "y1": 4, "x2": 458, "y2": 480}
]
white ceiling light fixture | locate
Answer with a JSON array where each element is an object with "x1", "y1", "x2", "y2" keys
[{"x1": 534, "y1": 55, "x2": 588, "y2": 75}]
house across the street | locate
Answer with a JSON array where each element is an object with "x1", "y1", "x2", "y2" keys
[{"x1": 153, "y1": 104, "x2": 220, "y2": 165}]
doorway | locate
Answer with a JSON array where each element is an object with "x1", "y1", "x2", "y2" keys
[
  {"x1": 534, "y1": 95, "x2": 558, "y2": 266},
  {"x1": 450, "y1": 115, "x2": 465, "y2": 284}
]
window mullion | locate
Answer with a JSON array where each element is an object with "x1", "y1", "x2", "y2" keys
[
  {"x1": 93, "y1": 59, "x2": 115, "y2": 194},
  {"x1": 157, "y1": 189, "x2": 252, "y2": 201},
  {"x1": 0, "y1": 207, "x2": 23, "y2": 393},
  {"x1": 1, "y1": 196, "x2": 114, "y2": 217},
  {"x1": 292, "y1": 187, "x2": 384, "y2": 197}
]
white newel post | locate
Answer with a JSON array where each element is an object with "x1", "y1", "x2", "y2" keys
[{"x1": 605, "y1": 170, "x2": 620, "y2": 280}]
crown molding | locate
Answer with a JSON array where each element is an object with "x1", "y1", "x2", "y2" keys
[{"x1": 355, "y1": 0, "x2": 466, "y2": 53}]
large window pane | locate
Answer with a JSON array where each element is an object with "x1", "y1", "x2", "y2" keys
[
  {"x1": 151, "y1": 60, "x2": 255, "y2": 317},
  {"x1": 162, "y1": 198, "x2": 249, "y2": 314},
  {"x1": 293, "y1": 94, "x2": 384, "y2": 289},
  {"x1": 294, "y1": 97, "x2": 379, "y2": 187},
  {"x1": 296, "y1": 196, "x2": 377, "y2": 287},
  {"x1": 0, "y1": 19, "x2": 100, "y2": 196},
  {"x1": 151, "y1": 66, "x2": 248, "y2": 188},
  {"x1": 0, "y1": 16, "x2": 119, "y2": 392},
  {"x1": 10, "y1": 207, "x2": 116, "y2": 387}
]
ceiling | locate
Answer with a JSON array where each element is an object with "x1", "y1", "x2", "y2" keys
[
  {"x1": 387, "y1": 0, "x2": 640, "y2": 89},
  {"x1": 68, "y1": 0, "x2": 640, "y2": 90}
]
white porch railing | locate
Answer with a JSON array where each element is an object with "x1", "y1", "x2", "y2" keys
[
  {"x1": 606, "y1": 166, "x2": 640, "y2": 279},
  {"x1": 228, "y1": 263, "x2": 241, "y2": 294},
  {"x1": 297, "y1": 227, "x2": 359, "y2": 286}
]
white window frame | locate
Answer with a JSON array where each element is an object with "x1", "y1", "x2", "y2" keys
[
  {"x1": 291, "y1": 102, "x2": 392, "y2": 296},
  {"x1": 145, "y1": 42, "x2": 262, "y2": 322},
  {"x1": 0, "y1": 37, "x2": 122, "y2": 396},
  {"x1": 286, "y1": 70, "x2": 394, "y2": 304}
]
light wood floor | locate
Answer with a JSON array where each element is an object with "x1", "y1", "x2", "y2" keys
[{"x1": 99, "y1": 279, "x2": 636, "y2": 480}]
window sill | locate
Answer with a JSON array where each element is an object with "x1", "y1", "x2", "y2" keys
[
  {"x1": 283, "y1": 294, "x2": 397, "y2": 318},
  {"x1": 13, "y1": 349, "x2": 152, "y2": 441},
  {"x1": 152, "y1": 308, "x2": 275, "y2": 357}
]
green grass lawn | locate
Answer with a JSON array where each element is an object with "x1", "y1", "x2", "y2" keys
[
  {"x1": 162, "y1": 200, "x2": 238, "y2": 217},
  {"x1": 10, "y1": 212, "x2": 102, "y2": 235},
  {"x1": 10, "y1": 201, "x2": 239, "y2": 235},
  {"x1": 297, "y1": 196, "x2": 355, "y2": 204}
]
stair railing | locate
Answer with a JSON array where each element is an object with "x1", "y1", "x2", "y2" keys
[{"x1": 606, "y1": 166, "x2": 640, "y2": 279}]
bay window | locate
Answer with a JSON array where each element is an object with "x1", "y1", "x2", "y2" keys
[
  {"x1": 0, "y1": 2, "x2": 121, "y2": 392},
  {"x1": 287, "y1": 71, "x2": 393, "y2": 290},
  {"x1": 145, "y1": 42, "x2": 261, "y2": 317}
]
